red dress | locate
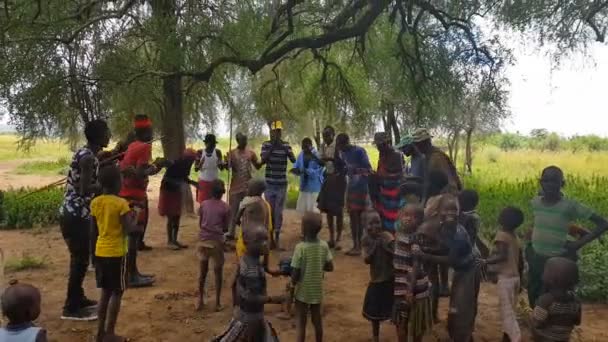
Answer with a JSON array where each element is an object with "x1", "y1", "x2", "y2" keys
[{"x1": 119, "y1": 141, "x2": 152, "y2": 224}]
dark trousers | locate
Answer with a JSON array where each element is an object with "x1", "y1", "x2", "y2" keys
[{"x1": 60, "y1": 214, "x2": 91, "y2": 312}]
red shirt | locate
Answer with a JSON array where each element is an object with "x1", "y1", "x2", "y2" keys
[{"x1": 119, "y1": 141, "x2": 151, "y2": 198}]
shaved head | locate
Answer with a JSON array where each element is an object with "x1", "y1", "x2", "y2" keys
[{"x1": 1, "y1": 281, "x2": 41, "y2": 323}]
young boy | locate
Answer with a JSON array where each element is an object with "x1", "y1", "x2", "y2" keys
[
  {"x1": 394, "y1": 205, "x2": 433, "y2": 342},
  {"x1": 484, "y1": 206, "x2": 525, "y2": 342},
  {"x1": 458, "y1": 189, "x2": 490, "y2": 258},
  {"x1": 195, "y1": 134, "x2": 225, "y2": 204},
  {"x1": 158, "y1": 148, "x2": 198, "y2": 250},
  {"x1": 91, "y1": 165, "x2": 139, "y2": 342},
  {"x1": 213, "y1": 226, "x2": 282, "y2": 342},
  {"x1": 197, "y1": 179, "x2": 230, "y2": 312},
  {"x1": 234, "y1": 179, "x2": 274, "y2": 262},
  {"x1": 416, "y1": 196, "x2": 479, "y2": 342},
  {"x1": 0, "y1": 281, "x2": 47, "y2": 342},
  {"x1": 527, "y1": 166, "x2": 608, "y2": 307},
  {"x1": 291, "y1": 212, "x2": 334, "y2": 342},
  {"x1": 532, "y1": 257, "x2": 582, "y2": 342},
  {"x1": 361, "y1": 210, "x2": 394, "y2": 342}
]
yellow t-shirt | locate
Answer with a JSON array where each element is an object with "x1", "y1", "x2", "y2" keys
[{"x1": 91, "y1": 194, "x2": 131, "y2": 257}]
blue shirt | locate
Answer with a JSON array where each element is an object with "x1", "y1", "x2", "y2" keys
[
  {"x1": 0, "y1": 323, "x2": 42, "y2": 342},
  {"x1": 440, "y1": 224, "x2": 474, "y2": 271},
  {"x1": 293, "y1": 149, "x2": 324, "y2": 193},
  {"x1": 340, "y1": 145, "x2": 372, "y2": 191}
]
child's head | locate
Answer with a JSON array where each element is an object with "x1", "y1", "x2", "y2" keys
[
  {"x1": 84, "y1": 119, "x2": 111, "y2": 148},
  {"x1": 301, "y1": 212, "x2": 322, "y2": 240},
  {"x1": 243, "y1": 225, "x2": 268, "y2": 256},
  {"x1": 335, "y1": 133, "x2": 350, "y2": 152},
  {"x1": 543, "y1": 257, "x2": 579, "y2": 292},
  {"x1": 247, "y1": 179, "x2": 266, "y2": 197},
  {"x1": 301, "y1": 137, "x2": 313, "y2": 153},
  {"x1": 428, "y1": 170, "x2": 449, "y2": 196},
  {"x1": 211, "y1": 179, "x2": 225, "y2": 199},
  {"x1": 1, "y1": 281, "x2": 41, "y2": 324},
  {"x1": 438, "y1": 194, "x2": 459, "y2": 232},
  {"x1": 98, "y1": 165, "x2": 122, "y2": 195},
  {"x1": 399, "y1": 204, "x2": 424, "y2": 233},
  {"x1": 363, "y1": 209, "x2": 382, "y2": 237},
  {"x1": 458, "y1": 189, "x2": 479, "y2": 213},
  {"x1": 204, "y1": 134, "x2": 217, "y2": 150},
  {"x1": 498, "y1": 206, "x2": 524, "y2": 232},
  {"x1": 540, "y1": 166, "x2": 564, "y2": 199}
]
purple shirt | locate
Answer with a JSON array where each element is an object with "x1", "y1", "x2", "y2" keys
[{"x1": 199, "y1": 199, "x2": 230, "y2": 241}]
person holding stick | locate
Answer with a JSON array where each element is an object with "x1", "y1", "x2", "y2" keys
[
  {"x1": 119, "y1": 114, "x2": 169, "y2": 288},
  {"x1": 59, "y1": 119, "x2": 110, "y2": 321}
]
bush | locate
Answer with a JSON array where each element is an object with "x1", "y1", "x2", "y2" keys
[
  {"x1": 498, "y1": 133, "x2": 523, "y2": 151},
  {"x1": 4, "y1": 253, "x2": 46, "y2": 273},
  {"x1": 13, "y1": 158, "x2": 69, "y2": 175},
  {"x1": 1, "y1": 187, "x2": 63, "y2": 229}
]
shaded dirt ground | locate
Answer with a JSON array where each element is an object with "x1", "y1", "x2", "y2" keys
[{"x1": 1, "y1": 174, "x2": 608, "y2": 341}]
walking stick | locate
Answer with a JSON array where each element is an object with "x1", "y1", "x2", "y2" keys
[{"x1": 227, "y1": 111, "x2": 233, "y2": 204}]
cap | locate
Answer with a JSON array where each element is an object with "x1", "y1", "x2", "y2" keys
[
  {"x1": 373, "y1": 132, "x2": 390, "y2": 145},
  {"x1": 412, "y1": 128, "x2": 432, "y2": 142},
  {"x1": 395, "y1": 135, "x2": 414, "y2": 149},
  {"x1": 204, "y1": 134, "x2": 217, "y2": 144},
  {"x1": 270, "y1": 120, "x2": 283, "y2": 130}
]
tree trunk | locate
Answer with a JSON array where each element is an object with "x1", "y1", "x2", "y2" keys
[
  {"x1": 465, "y1": 128, "x2": 473, "y2": 174},
  {"x1": 386, "y1": 102, "x2": 400, "y2": 145},
  {"x1": 313, "y1": 115, "x2": 321, "y2": 149}
]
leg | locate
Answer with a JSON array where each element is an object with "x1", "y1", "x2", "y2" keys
[
  {"x1": 138, "y1": 199, "x2": 152, "y2": 251},
  {"x1": 228, "y1": 192, "x2": 245, "y2": 238},
  {"x1": 498, "y1": 278, "x2": 521, "y2": 342},
  {"x1": 61, "y1": 215, "x2": 92, "y2": 316},
  {"x1": 336, "y1": 212, "x2": 344, "y2": 243},
  {"x1": 96, "y1": 289, "x2": 112, "y2": 342},
  {"x1": 166, "y1": 217, "x2": 179, "y2": 250},
  {"x1": 428, "y1": 263, "x2": 440, "y2": 322},
  {"x1": 295, "y1": 301, "x2": 309, "y2": 342},
  {"x1": 90, "y1": 221, "x2": 98, "y2": 270},
  {"x1": 371, "y1": 320, "x2": 380, "y2": 342},
  {"x1": 197, "y1": 258, "x2": 209, "y2": 311},
  {"x1": 326, "y1": 214, "x2": 336, "y2": 248},
  {"x1": 526, "y1": 247, "x2": 546, "y2": 308},
  {"x1": 172, "y1": 216, "x2": 187, "y2": 249},
  {"x1": 439, "y1": 264, "x2": 450, "y2": 296},
  {"x1": 127, "y1": 232, "x2": 154, "y2": 287},
  {"x1": 213, "y1": 251, "x2": 224, "y2": 311},
  {"x1": 396, "y1": 321, "x2": 408, "y2": 342},
  {"x1": 273, "y1": 187, "x2": 287, "y2": 248},
  {"x1": 310, "y1": 303, "x2": 323, "y2": 342},
  {"x1": 265, "y1": 189, "x2": 279, "y2": 248},
  {"x1": 105, "y1": 290, "x2": 124, "y2": 336},
  {"x1": 346, "y1": 211, "x2": 359, "y2": 255}
]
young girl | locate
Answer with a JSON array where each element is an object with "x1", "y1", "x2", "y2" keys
[
  {"x1": 361, "y1": 210, "x2": 394, "y2": 342},
  {"x1": 213, "y1": 226, "x2": 283, "y2": 342},
  {"x1": 393, "y1": 204, "x2": 433, "y2": 342},
  {"x1": 0, "y1": 281, "x2": 47, "y2": 342},
  {"x1": 532, "y1": 257, "x2": 581, "y2": 342},
  {"x1": 291, "y1": 138, "x2": 323, "y2": 214},
  {"x1": 91, "y1": 165, "x2": 140, "y2": 342},
  {"x1": 158, "y1": 148, "x2": 198, "y2": 250}
]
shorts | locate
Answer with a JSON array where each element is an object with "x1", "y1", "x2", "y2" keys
[
  {"x1": 95, "y1": 256, "x2": 127, "y2": 291},
  {"x1": 197, "y1": 240, "x2": 225, "y2": 265}
]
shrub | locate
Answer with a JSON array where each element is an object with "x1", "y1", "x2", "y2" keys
[
  {"x1": 5, "y1": 253, "x2": 46, "y2": 273},
  {"x1": 1, "y1": 187, "x2": 63, "y2": 229}
]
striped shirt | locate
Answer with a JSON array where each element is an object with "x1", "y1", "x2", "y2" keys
[
  {"x1": 531, "y1": 196, "x2": 594, "y2": 256},
  {"x1": 291, "y1": 240, "x2": 333, "y2": 305},
  {"x1": 394, "y1": 232, "x2": 431, "y2": 297},
  {"x1": 532, "y1": 292, "x2": 581, "y2": 341},
  {"x1": 261, "y1": 141, "x2": 293, "y2": 187}
]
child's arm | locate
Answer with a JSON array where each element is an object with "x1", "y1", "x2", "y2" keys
[
  {"x1": 484, "y1": 241, "x2": 509, "y2": 265},
  {"x1": 531, "y1": 294, "x2": 552, "y2": 329},
  {"x1": 121, "y1": 212, "x2": 141, "y2": 234},
  {"x1": 290, "y1": 243, "x2": 303, "y2": 283},
  {"x1": 235, "y1": 207, "x2": 245, "y2": 226}
]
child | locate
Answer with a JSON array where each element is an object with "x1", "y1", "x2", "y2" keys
[
  {"x1": 235, "y1": 179, "x2": 274, "y2": 263},
  {"x1": 0, "y1": 281, "x2": 47, "y2": 342},
  {"x1": 291, "y1": 212, "x2": 334, "y2": 342},
  {"x1": 361, "y1": 210, "x2": 394, "y2": 342},
  {"x1": 458, "y1": 189, "x2": 490, "y2": 258},
  {"x1": 197, "y1": 179, "x2": 230, "y2": 312},
  {"x1": 484, "y1": 206, "x2": 525, "y2": 342},
  {"x1": 213, "y1": 226, "x2": 283, "y2": 342},
  {"x1": 195, "y1": 134, "x2": 225, "y2": 204},
  {"x1": 291, "y1": 138, "x2": 323, "y2": 214},
  {"x1": 416, "y1": 196, "x2": 480, "y2": 342},
  {"x1": 527, "y1": 166, "x2": 608, "y2": 307},
  {"x1": 532, "y1": 257, "x2": 581, "y2": 342},
  {"x1": 158, "y1": 148, "x2": 198, "y2": 250},
  {"x1": 394, "y1": 205, "x2": 433, "y2": 342},
  {"x1": 91, "y1": 165, "x2": 139, "y2": 342}
]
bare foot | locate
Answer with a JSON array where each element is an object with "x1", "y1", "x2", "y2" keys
[{"x1": 195, "y1": 299, "x2": 205, "y2": 311}]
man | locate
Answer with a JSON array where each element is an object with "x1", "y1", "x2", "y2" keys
[
  {"x1": 317, "y1": 126, "x2": 346, "y2": 249},
  {"x1": 336, "y1": 133, "x2": 372, "y2": 256},
  {"x1": 60, "y1": 119, "x2": 110, "y2": 321},
  {"x1": 395, "y1": 134, "x2": 425, "y2": 204},
  {"x1": 119, "y1": 114, "x2": 168, "y2": 287},
  {"x1": 226, "y1": 132, "x2": 262, "y2": 240},
  {"x1": 371, "y1": 132, "x2": 404, "y2": 232},
  {"x1": 195, "y1": 134, "x2": 225, "y2": 204},
  {"x1": 261, "y1": 120, "x2": 296, "y2": 249}
]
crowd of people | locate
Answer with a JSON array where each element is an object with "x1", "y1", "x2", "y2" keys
[{"x1": 1, "y1": 117, "x2": 608, "y2": 342}]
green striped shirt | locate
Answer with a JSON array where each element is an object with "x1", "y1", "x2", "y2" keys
[
  {"x1": 291, "y1": 240, "x2": 333, "y2": 305},
  {"x1": 531, "y1": 196, "x2": 594, "y2": 256}
]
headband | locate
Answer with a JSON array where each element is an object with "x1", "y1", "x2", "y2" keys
[{"x1": 134, "y1": 118, "x2": 152, "y2": 129}]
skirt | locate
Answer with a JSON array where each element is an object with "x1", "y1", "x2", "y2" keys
[
  {"x1": 296, "y1": 192, "x2": 319, "y2": 214},
  {"x1": 392, "y1": 295, "x2": 433, "y2": 339},
  {"x1": 362, "y1": 281, "x2": 394, "y2": 321},
  {"x1": 317, "y1": 174, "x2": 346, "y2": 215},
  {"x1": 212, "y1": 317, "x2": 279, "y2": 342},
  {"x1": 197, "y1": 180, "x2": 214, "y2": 203},
  {"x1": 448, "y1": 266, "x2": 481, "y2": 337},
  {"x1": 158, "y1": 189, "x2": 182, "y2": 217}
]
